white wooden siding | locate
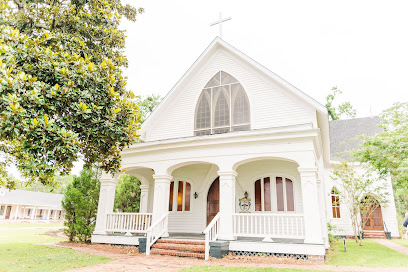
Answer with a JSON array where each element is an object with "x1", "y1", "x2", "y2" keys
[
  {"x1": 168, "y1": 164, "x2": 216, "y2": 233},
  {"x1": 145, "y1": 48, "x2": 317, "y2": 142},
  {"x1": 324, "y1": 166, "x2": 399, "y2": 237}
]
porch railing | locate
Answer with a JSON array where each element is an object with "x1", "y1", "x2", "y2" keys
[
  {"x1": 204, "y1": 212, "x2": 220, "y2": 260},
  {"x1": 232, "y1": 213, "x2": 305, "y2": 239},
  {"x1": 106, "y1": 213, "x2": 152, "y2": 234},
  {"x1": 146, "y1": 212, "x2": 169, "y2": 255}
]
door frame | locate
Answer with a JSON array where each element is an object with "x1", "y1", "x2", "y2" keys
[{"x1": 361, "y1": 198, "x2": 384, "y2": 231}]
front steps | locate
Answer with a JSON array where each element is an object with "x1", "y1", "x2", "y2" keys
[
  {"x1": 150, "y1": 239, "x2": 205, "y2": 259},
  {"x1": 364, "y1": 230, "x2": 387, "y2": 239}
]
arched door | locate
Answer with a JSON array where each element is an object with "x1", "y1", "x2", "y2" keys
[
  {"x1": 207, "y1": 177, "x2": 219, "y2": 226},
  {"x1": 362, "y1": 199, "x2": 384, "y2": 231}
]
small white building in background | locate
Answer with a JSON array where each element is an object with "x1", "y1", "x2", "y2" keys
[
  {"x1": 327, "y1": 117, "x2": 399, "y2": 238},
  {"x1": 0, "y1": 189, "x2": 65, "y2": 221},
  {"x1": 91, "y1": 38, "x2": 399, "y2": 260}
]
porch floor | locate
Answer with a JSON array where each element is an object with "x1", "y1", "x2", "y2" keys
[
  {"x1": 166, "y1": 233, "x2": 305, "y2": 244},
  {"x1": 93, "y1": 232, "x2": 305, "y2": 244}
]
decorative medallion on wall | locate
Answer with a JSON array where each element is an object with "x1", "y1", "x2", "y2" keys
[{"x1": 239, "y1": 191, "x2": 251, "y2": 213}]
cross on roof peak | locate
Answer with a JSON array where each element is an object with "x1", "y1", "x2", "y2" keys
[{"x1": 210, "y1": 12, "x2": 231, "y2": 39}]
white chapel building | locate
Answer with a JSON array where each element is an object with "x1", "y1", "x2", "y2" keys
[{"x1": 91, "y1": 38, "x2": 399, "y2": 260}]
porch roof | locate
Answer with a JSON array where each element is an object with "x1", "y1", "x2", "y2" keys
[
  {"x1": 125, "y1": 123, "x2": 319, "y2": 154},
  {"x1": 0, "y1": 189, "x2": 63, "y2": 209}
]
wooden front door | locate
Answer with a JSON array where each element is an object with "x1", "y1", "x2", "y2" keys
[
  {"x1": 207, "y1": 177, "x2": 219, "y2": 226},
  {"x1": 363, "y1": 204, "x2": 384, "y2": 231},
  {"x1": 5, "y1": 206, "x2": 12, "y2": 219}
]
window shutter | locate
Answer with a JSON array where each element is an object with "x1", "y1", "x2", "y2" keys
[
  {"x1": 185, "y1": 182, "x2": 191, "y2": 211},
  {"x1": 169, "y1": 181, "x2": 174, "y2": 211},
  {"x1": 286, "y1": 178, "x2": 294, "y2": 211},
  {"x1": 264, "y1": 177, "x2": 271, "y2": 211},
  {"x1": 276, "y1": 177, "x2": 284, "y2": 211},
  {"x1": 255, "y1": 179, "x2": 261, "y2": 211}
]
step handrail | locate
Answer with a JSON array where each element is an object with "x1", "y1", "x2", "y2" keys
[
  {"x1": 383, "y1": 221, "x2": 389, "y2": 233},
  {"x1": 146, "y1": 212, "x2": 169, "y2": 256},
  {"x1": 203, "y1": 212, "x2": 220, "y2": 260}
]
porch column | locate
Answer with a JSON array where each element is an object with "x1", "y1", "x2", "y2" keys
[
  {"x1": 14, "y1": 205, "x2": 19, "y2": 220},
  {"x1": 47, "y1": 208, "x2": 51, "y2": 220},
  {"x1": 218, "y1": 170, "x2": 237, "y2": 241},
  {"x1": 31, "y1": 207, "x2": 36, "y2": 220},
  {"x1": 152, "y1": 174, "x2": 172, "y2": 237},
  {"x1": 139, "y1": 185, "x2": 149, "y2": 213},
  {"x1": 298, "y1": 167, "x2": 324, "y2": 244},
  {"x1": 94, "y1": 173, "x2": 118, "y2": 235}
]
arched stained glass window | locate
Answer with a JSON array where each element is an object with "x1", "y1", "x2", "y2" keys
[
  {"x1": 195, "y1": 90, "x2": 211, "y2": 130},
  {"x1": 213, "y1": 86, "x2": 230, "y2": 128},
  {"x1": 232, "y1": 83, "x2": 250, "y2": 131},
  {"x1": 194, "y1": 71, "x2": 250, "y2": 136}
]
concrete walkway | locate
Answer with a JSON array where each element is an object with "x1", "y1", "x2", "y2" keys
[
  {"x1": 373, "y1": 239, "x2": 408, "y2": 256},
  {"x1": 59, "y1": 244, "x2": 408, "y2": 272}
]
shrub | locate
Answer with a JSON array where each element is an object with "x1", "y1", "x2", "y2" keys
[
  {"x1": 114, "y1": 175, "x2": 141, "y2": 212},
  {"x1": 62, "y1": 167, "x2": 100, "y2": 242}
]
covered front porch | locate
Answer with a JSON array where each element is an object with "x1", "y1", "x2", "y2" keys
[{"x1": 91, "y1": 157, "x2": 327, "y2": 260}]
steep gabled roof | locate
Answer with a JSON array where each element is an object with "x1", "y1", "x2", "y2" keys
[
  {"x1": 139, "y1": 37, "x2": 331, "y2": 163},
  {"x1": 142, "y1": 37, "x2": 327, "y2": 130}
]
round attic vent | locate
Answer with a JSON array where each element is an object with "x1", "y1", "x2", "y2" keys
[{"x1": 0, "y1": 191, "x2": 5, "y2": 197}]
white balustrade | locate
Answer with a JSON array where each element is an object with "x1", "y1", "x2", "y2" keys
[
  {"x1": 106, "y1": 213, "x2": 152, "y2": 234},
  {"x1": 232, "y1": 213, "x2": 305, "y2": 239},
  {"x1": 204, "y1": 213, "x2": 220, "y2": 260},
  {"x1": 146, "y1": 212, "x2": 169, "y2": 255}
]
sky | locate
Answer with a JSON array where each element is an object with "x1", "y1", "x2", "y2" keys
[
  {"x1": 122, "y1": 0, "x2": 408, "y2": 118},
  {"x1": 7, "y1": 0, "x2": 408, "y2": 179}
]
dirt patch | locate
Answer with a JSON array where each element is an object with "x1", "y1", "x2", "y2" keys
[
  {"x1": 57, "y1": 241, "x2": 139, "y2": 256},
  {"x1": 45, "y1": 229, "x2": 68, "y2": 239},
  {"x1": 58, "y1": 242, "x2": 408, "y2": 272}
]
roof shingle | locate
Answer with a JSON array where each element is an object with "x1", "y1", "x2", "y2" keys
[{"x1": 329, "y1": 116, "x2": 382, "y2": 160}]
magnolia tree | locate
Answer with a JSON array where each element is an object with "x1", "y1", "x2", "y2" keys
[
  {"x1": 0, "y1": 0, "x2": 143, "y2": 189},
  {"x1": 331, "y1": 161, "x2": 389, "y2": 245}
]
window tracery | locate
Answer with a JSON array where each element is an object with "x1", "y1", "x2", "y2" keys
[{"x1": 195, "y1": 71, "x2": 250, "y2": 136}]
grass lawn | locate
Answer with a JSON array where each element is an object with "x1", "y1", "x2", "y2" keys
[
  {"x1": 392, "y1": 239, "x2": 408, "y2": 248},
  {"x1": 327, "y1": 239, "x2": 408, "y2": 267},
  {"x1": 0, "y1": 223, "x2": 64, "y2": 228},
  {"x1": 0, "y1": 224, "x2": 112, "y2": 272},
  {"x1": 178, "y1": 267, "x2": 354, "y2": 272}
]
